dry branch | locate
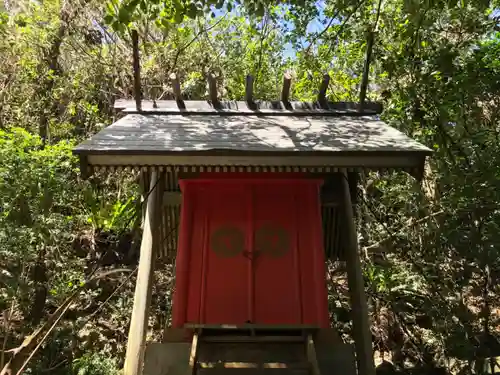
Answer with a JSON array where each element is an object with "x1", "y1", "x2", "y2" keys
[
  {"x1": 0, "y1": 268, "x2": 133, "y2": 375},
  {"x1": 363, "y1": 210, "x2": 445, "y2": 253}
]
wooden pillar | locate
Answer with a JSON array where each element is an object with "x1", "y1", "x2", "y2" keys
[
  {"x1": 171, "y1": 184, "x2": 194, "y2": 327},
  {"x1": 131, "y1": 29, "x2": 142, "y2": 112},
  {"x1": 124, "y1": 171, "x2": 163, "y2": 375},
  {"x1": 138, "y1": 171, "x2": 149, "y2": 224},
  {"x1": 340, "y1": 170, "x2": 375, "y2": 375}
]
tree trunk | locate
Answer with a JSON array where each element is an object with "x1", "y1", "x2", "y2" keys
[{"x1": 38, "y1": 0, "x2": 69, "y2": 146}]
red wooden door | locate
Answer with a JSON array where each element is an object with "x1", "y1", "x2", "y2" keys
[
  {"x1": 175, "y1": 177, "x2": 329, "y2": 328},
  {"x1": 252, "y1": 184, "x2": 301, "y2": 324},
  {"x1": 203, "y1": 184, "x2": 250, "y2": 324}
]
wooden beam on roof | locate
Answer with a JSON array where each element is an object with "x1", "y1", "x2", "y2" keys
[
  {"x1": 318, "y1": 74, "x2": 330, "y2": 107},
  {"x1": 359, "y1": 31, "x2": 374, "y2": 111},
  {"x1": 131, "y1": 29, "x2": 142, "y2": 112},
  {"x1": 115, "y1": 99, "x2": 384, "y2": 115},
  {"x1": 124, "y1": 171, "x2": 163, "y2": 375},
  {"x1": 245, "y1": 75, "x2": 256, "y2": 109},
  {"x1": 170, "y1": 73, "x2": 185, "y2": 109},
  {"x1": 281, "y1": 72, "x2": 292, "y2": 105},
  {"x1": 339, "y1": 169, "x2": 375, "y2": 375},
  {"x1": 208, "y1": 74, "x2": 220, "y2": 108}
]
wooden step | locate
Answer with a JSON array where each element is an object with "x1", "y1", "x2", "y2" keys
[
  {"x1": 197, "y1": 362, "x2": 310, "y2": 370},
  {"x1": 197, "y1": 369, "x2": 310, "y2": 375},
  {"x1": 198, "y1": 342, "x2": 307, "y2": 363},
  {"x1": 186, "y1": 324, "x2": 319, "y2": 338},
  {"x1": 190, "y1": 329, "x2": 321, "y2": 375},
  {"x1": 201, "y1": 336, "x2": 305, "y2": 343}
]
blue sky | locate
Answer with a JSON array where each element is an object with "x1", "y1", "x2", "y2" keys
[{"x1": 213, "y1": 1, "x2": 329, "y2": 59}]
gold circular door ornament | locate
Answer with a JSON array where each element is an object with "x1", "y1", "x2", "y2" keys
[
  {"x1": 210, "y1": 226, "x2": 245, "y2": 258},
  {"x1": 255, "y1": 223, "x2": 290, "y2": 258}
]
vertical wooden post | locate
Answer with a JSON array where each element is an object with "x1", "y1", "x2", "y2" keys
[
  {"x1": 170, "y1": 73, "x2": 185, "y2": 110},
  {"x1": 170, "y1": 73, "x2": 182, "y2": 101},
  {"x1": 124, "y1": 171, "x2": 163, "y2": 375},
  {"x1": 208, "y1": 74, "x2": 219, "y2": 108},
  {"x1": 245, "y1": 75, "x2": 254, "y2": 103},
  {"x1": 318, "y1": 74, "x2": 330, "y2": 108},
  {"x1": 281, "y1": 72, "x2": 292, "y2": 104},
  {"x1": 172, "y1": 184, "x2": 194, "y2": 327},
  {"x1": 131, "y1": 29, "x2": 142, "y2": 112},
  {"x1": 340, "y1": 170, "x2": 375, "y2": 375},
  {"x1": 306, "y1": 334, "x2": 321, "y2": 375}
]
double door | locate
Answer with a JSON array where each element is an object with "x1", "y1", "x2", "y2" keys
[{"x1": 182, "y1": 179, "x2": 329, "y2": 328}]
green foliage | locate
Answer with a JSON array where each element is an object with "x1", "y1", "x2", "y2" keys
[
  {"x1": 0, "y1": 127, "x2": 81, "y2": 264},
  {"x1": 1, "y1": 0, "x2": 500, "y2": 373},
  {"x1": 86, "y1": 194, "x2": 138, "y2": 232},
  {"x1": 72, "y1": 352, "x2": 120, "y2": 375}
]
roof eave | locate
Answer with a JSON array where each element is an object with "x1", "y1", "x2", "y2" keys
[{"x1": 75, "y1": 150, "x2": 430, "y2": 181}]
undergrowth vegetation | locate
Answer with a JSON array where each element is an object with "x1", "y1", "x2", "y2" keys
[{"x1": 0, "y1": 0, "x2": 499, "y2": 373}]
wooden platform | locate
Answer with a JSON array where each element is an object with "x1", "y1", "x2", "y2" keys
[{"x1": 145, "y1": 326, "x2": 356, "y2": 375}]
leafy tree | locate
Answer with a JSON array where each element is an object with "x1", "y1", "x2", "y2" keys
[{"x1": 1, "y1": 0, "x2": 500, "y2": 373}]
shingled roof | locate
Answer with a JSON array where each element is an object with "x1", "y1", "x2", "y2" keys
[
  {"x1": 75, "y1": 114, "x2": 430, "y2": 155},
  {"x1": 73, "y1": 97, "x2": 432, "y2": 180}
]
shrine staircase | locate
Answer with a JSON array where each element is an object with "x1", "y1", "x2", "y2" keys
[{"x1": 143, "y1": 326, "x2": 357, "y2": 375}]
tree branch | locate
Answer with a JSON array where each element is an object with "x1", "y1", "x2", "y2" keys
[
  {"x1": 326, "y1": 0, "x2": 367, "y2": 56},
  {"x1": 169, "y1": 13, "x2": 228, "y2": 78},
  {"x1": 363, "y1": 210, "x2": 445, "y2": 253},
  {"x1": 304, "y1": 8, "x2": 342, "y2": 54},
  {"x1": 0, "y1": 268, "x2": 133, "y2": 375}
]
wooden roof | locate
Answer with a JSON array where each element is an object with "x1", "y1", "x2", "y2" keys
[
  {"x1": 74, "y1": 100, "x2": 431, "y2": 178},
  {"x1": 75, "y1": 113, "x2": 430, "y2": 155}
]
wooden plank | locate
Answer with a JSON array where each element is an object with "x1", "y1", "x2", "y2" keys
[
  {"x1": 306, "y1": 334, "x2": 322, "y2": 375},
  {"x1": 199, "y1": 362, "x2": 310, "y2": 369},
  {"x1": 197, "y1": 369, "x2": 309, "y2": 374},
  {"x1": 198, "y1": 342, "x2": 307, "y2": 366},
  {"x1": 201, "y1": 336, "x2": 305, "y2": 343},
  {"x1": 123, "y1": 171, "x2": 163, "y2": 375},
  {"x1": 184, "y1": 323, "x2": 320, "y2": 330},
  {"x1": 340, "y1": 169, "x2": 375, "y2": 375}
]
